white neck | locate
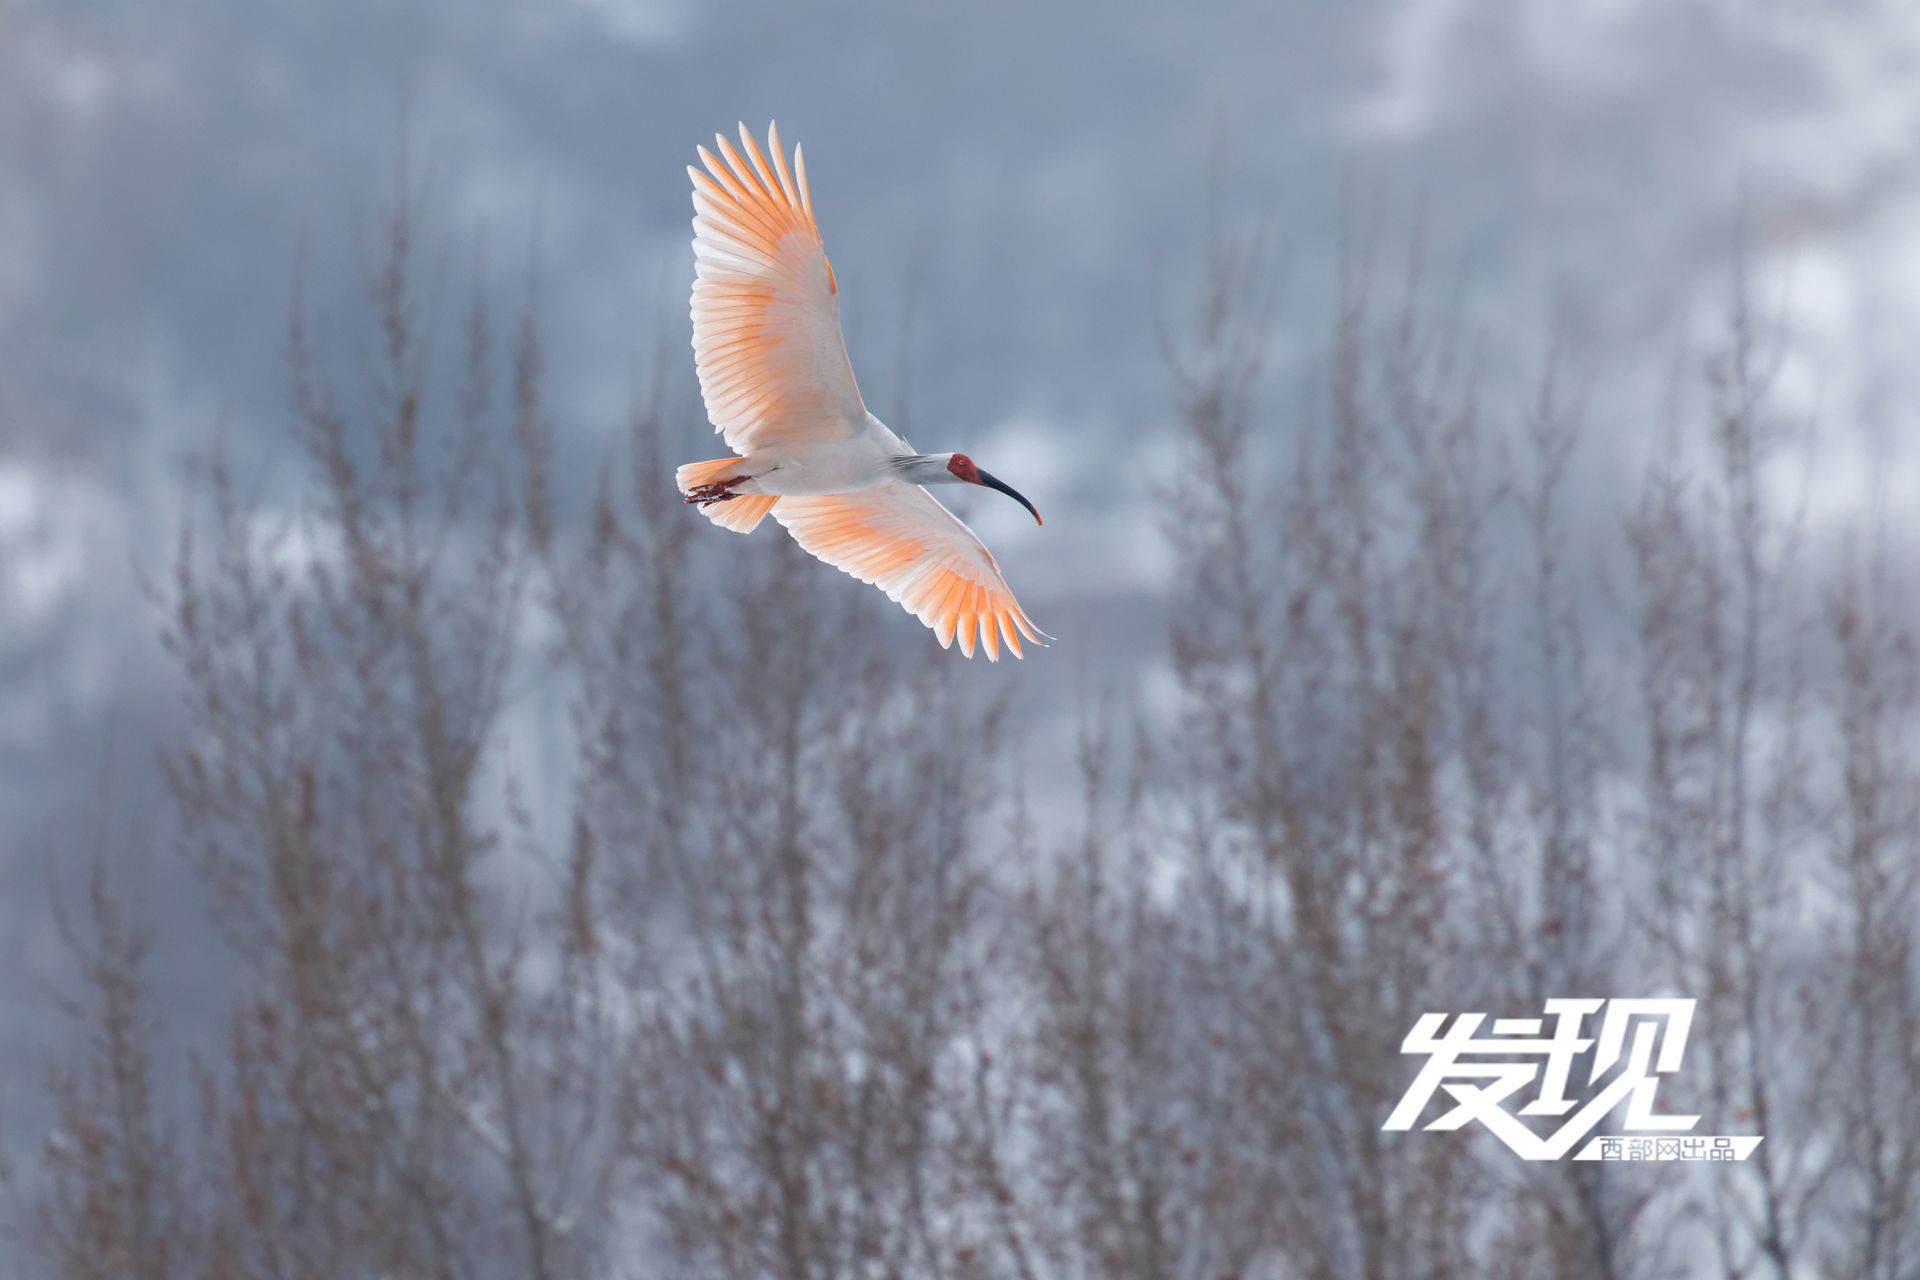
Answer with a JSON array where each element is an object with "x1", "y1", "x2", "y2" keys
[{"x1": 893, "y1": 453, "x2": 961, "y2": 485}]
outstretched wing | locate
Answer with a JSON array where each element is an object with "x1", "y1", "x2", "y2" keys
[
  {"x1": 774, "y1": 485, "x2": 1049, "y2": 661},
  {"x1": 689, "y1": 122, "x2": 866, "y2": 456}
]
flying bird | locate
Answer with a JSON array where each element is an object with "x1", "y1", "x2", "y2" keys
[{"x1": 676, "y1": 122, "x2": 1048, "y2": 660}]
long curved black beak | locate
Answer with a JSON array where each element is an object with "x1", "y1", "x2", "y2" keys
[{"x1": 975, "y1": 469, "x2": 1043, "y2": 525}]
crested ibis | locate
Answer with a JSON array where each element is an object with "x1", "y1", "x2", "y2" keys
[{"x1": 676, "y1": 122, "x2": 1049, "y2": 660}]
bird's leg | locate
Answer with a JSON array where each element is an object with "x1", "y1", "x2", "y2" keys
[{"x1": 684, "y1": 475, "x2": 751, "y2": 506}]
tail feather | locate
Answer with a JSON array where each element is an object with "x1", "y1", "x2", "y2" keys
[
  {"x1": 675, "y1": 456, "x2": 748, "y2": 491},
  {"x1": 676, "y1": 455, "x2": 778, "y2": 534}
]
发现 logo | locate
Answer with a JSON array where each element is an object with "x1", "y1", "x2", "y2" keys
[{"x1": 1383, "y1": 998, "x2": 1763, "y2": 1162}]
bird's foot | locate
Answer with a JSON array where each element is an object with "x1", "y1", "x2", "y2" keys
[{"x1": 685, "y1": 477, "x2": 750, "y2": 507}]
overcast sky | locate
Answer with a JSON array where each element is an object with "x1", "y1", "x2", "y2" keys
[{"x1": 4, "y1": 0, "x2": 1919, "y2": 1184}]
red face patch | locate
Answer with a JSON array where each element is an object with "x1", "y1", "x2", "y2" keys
[{"x1": 946, "y1": 453, "x2": 979, "y2": 483}]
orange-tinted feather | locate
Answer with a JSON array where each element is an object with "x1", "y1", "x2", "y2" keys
[
  {"x1": 688, "y1": 123, "x2": 865, "y2": 456},
  {"x1": 773, "y1": 486, "x2": 1048, "y2": 661},
  {"x1": 704, "y1": 493, "x2": 779, "y2": 533}
]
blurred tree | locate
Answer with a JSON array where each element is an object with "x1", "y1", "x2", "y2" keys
[{"x1": 10, "y1": 198, "x2": 1917, "y2": 1280}]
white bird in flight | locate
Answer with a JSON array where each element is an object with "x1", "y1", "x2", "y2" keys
[{"x1": 676, "y1": 122, "x2": 1048, "y2": 660}]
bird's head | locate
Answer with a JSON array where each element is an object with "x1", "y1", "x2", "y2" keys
[{"x1": 936, "y1": 452, "x2": 1043, "y2": 526}]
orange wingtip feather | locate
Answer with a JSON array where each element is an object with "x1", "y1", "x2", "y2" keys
[
  {"x1": 793, "y1": 144, "x2": 814, "y2": 221},
  {"x1": 735, "y1": 123, "x2": 788, "y2": 210},
  {"x1": 712, "y1": 134, "x2": 761, "y2": 197},
  {"x1": 999, "y1": 613, "x2": 1025, "y2": 658},
  {"x1": 694, "y1": 147, "x2": 755, "y2": 207},
  {"x1": 765, "y1": 121, "x2": 800, "y2": 209},
  {"x1": 696, "y1": 130, "x2": 817, "y2": 243}
]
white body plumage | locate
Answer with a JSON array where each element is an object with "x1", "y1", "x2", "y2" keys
[{"x1": 729, "y1": 414, "x2": 910, "y2": 496}]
